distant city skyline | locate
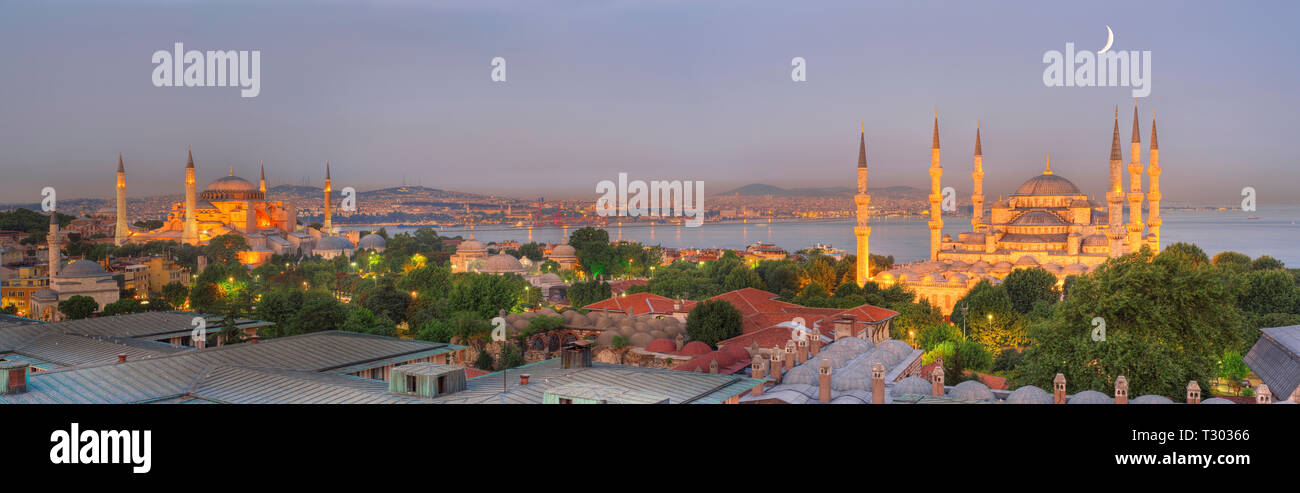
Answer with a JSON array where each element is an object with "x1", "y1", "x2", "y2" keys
[{"x1": 1, "y1": 1, "x2": 1297, "y2": 206}]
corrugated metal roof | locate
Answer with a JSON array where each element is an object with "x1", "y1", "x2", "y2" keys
[
  {"x1": 429, "y1": 359, "x2": 762, "y2": 404},
  {"x1": 1, "y1": 331, "x2": 467, "y2": 404},
  {"x1": 1245, "y1": 325, "x2": 1300, "y2": 399}
]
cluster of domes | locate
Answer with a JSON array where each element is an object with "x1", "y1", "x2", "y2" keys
[{"x1": 586, "y1": 312, "x2": 686, "y2": 348}]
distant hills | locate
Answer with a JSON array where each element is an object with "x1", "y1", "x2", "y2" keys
[{"x1": 718, "y1": 183, "x2": 926, "y2": 199}]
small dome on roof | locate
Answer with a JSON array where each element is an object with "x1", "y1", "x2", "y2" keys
[
  {"x1": 1006, "y1": 385, "x2": 1053, "y2": 404},
  {"x1": 992, "y1": 261, "x2": 1013, "y2": 271},
  {"x1": 357, "y1": 233, "x2": 386, "y2": 250},
  {"x1": 317, "y1": 236, "x2": 354, "y2": 250},
  {"x1": 538, "y1": 272, "x2": 563, "y2": 284},
  {"x1": 1015, "y1": 255, "x2": 1040, "y2": 266},
  {"x1": 1200, "y1": 397, "x2": 1235, "y2": 404},
  {"x1": 950, "y1": 380, "x2": 995, "y2": 401},
  {"x1": 1063, "y1": 263, "x2": 1088, "y2": 274},
  {"x1": 1082, "y1": 234, "x2": 1108, "y2": 246},
  {"x1": 1131, "y1": 395, "x2": 1174, "y2": 404},
  {"x1": 1068, "y1": 390, "x2": 1113, "y2": 404},
  {"x1": 32, "y1": 288, "x2": 59, "y2": 301},
  {"x1": 645, "y1": 338, "x2": 676, "y2": 353},
  {"x1": 723, "y1": 344, "x2": 750, "y2": 361},
  {"x1": 892, "y1": 376, "x2": 931, "y2": 397},
  {"x1": 459, "y1": 239, "x2": 486, "y2": 252},
  {"x1": 972, "y1": 260, "x2": 992, "y2": 269},
  {"x1": 60, "y1": 259, "x2": 108, "y2": 277},
  {"x1": 681, "y1": 341, "x2": 712, "y2": 355}
]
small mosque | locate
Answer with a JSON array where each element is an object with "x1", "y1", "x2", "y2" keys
[
  {"x1": 114, "y1": 149, "x2": 352, "y2": 265},
  {"x1": 29, "y1": 211, "x2": 120, "y2": 321},
  {"x1": 856, "y1": 103, "x2": 1164, "y2": 315}
]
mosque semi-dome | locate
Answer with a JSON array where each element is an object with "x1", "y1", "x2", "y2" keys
[
  {"x1": 550, "y1": 244, "x2": 577, "y2": 257},
  {"x1": 1012, "y1": 173, "x2": 1082, "y2": 196}
]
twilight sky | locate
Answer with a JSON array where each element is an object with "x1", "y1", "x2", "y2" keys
[{"x1": 1, "y1": 0, "x2": 1297, "y2": 206}]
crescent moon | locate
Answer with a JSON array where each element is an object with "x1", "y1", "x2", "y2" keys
[{"x1": 1098, "y1": 25, "x2": 1114, "y2": 53}]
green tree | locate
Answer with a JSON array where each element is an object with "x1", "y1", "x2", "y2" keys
[
  {"x1": 567, "y1": 280, "x2": 612, "y2": 308},
  {"x1": 102, "y1": 298, "x2": 147, "y2": 316},
  {"x1": 1211, "y1": 251, "x2": 1251, "y2": 268},
  {"x1": 204, "y1": 233, "x2": 250, "y2": 265},
  {"x1": 58, "y1": 295, "x2": 99, "y2": 320},
  {"x1": 1238, "y1": 269, "x2": 1299, "y2": 315},
  {"x1": 1012, "y1": 248, "x2": 1244, "y2": 398},
  {"x1": 1001, "y1": 267, "x2": 1060, "y2": 314},
  {"x1": 684, "y1": 299, "x2": 743, "y2": 348},
  {"x1": 343, "y1": 306, "x2": 397, "y2": 337},
  {"x1": 498, "y1": 343, "x2": 526, "y2": 370},
  {"x1": 1251, "y1": 255, "x2": 1286, "y2": 271},
  {"x1": 161, "y1": 281, "x2": 190, "y2": 309}
]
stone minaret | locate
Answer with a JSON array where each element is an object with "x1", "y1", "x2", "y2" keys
[
  {"x1": 259, "y1": 160, "x2": 267, "y2": 194},
  {"x1": 854, "y1": 124, "x2": 872, "y2": 287},
  {"x1": 114, "y1": 153, "x2": 128, "y2": 246},
  {"x1": 183, "y1": 146, "x2": 199, "y2": 245},
  {"x1": 1106, "y1": 107, "x2": 1125, "y2": 258},
  {"x1": 971, "y1": 122, "x2": 985, "y2": 232},
  {"x1": 323, "y1": 160, "x2": 332, "y2": 234},
  {"x1": 1126, "y1": 100, "x2": 1145, "y2": 253},
  {"x1": 928, "y1": 110, "x2": 943, "y2": 260},
  {"x1": 1147, "y1": 113, "x2": 1161, "y2": 251},
  {"x1": 47, "y1": 210, "x2": 60, "y2": 282}
]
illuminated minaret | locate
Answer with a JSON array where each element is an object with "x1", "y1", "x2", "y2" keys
[
  {"x1": 323, "y1": 160, "x2": 332, "y2": 234},
  {"x1": 47, "y1": 210, "x2": 60, "y2": 283},
  {"x1": 928, "y1": 109, "x2": 943, "y2": 260},
  {"x1": 259, "y1": 160, "x2": 267, "y2": 194},
  {"x1": 114, "y1": 153, "x2": 128, "y2": 246},
  {"x1": 854, "y1": 123, "x2": 872, "y2": 287},
  {"x1": 971, "y1": 122, "x2": 985, "y2": 232},
  {"x1": 183, "y1": 146, "x2": 199, "y2": 245},
  {"x1": 1147, "y1": 112, "x2": 1161, "y2": 251},
  {"x1": 1126, "y1": 100, "x2": 1145, "y2": 253},
  {"x1": 1106, "y1": 107, "x2": 1125, "y2": 258}
]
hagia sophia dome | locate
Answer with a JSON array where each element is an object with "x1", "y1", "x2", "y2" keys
[{"x1": 201, "y1": 173, "x2": 265, "y2": 201}]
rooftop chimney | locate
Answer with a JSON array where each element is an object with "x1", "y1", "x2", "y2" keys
[
  {"x1": 783, "y1": 341, "x2": 796, "y2": 371},
  {"x1": 818, "y1": 359, "x2": 833, "y2": 403},
  {"x1": 1257, "y1": 384, "x2": 1272, "y2": 404},
  {"x1": 1186, "y1": 381, "x2": 1201, "y2": 404},
  {"x1": 931, "y1": 363, "x2": 945, "y2": 397},
  {"x1": 796, "y1": 338, "x2": 808, "y2": 364},
  {"x1": 117, "y1": 353, "x2": 127, "y2": 363},
  {"x1": 561, "y1": 341, "x2": 593, "y2": 369},
  {"x1": 675, "y1": 334, "x2": 685, "y2": 351},
  {"x1": 1053, "y1": 373, "x2": 1067, "y2": 404},
  {"x1": 809, "y1": 329, "x2": 822, "y2": 356},
  {"x1": 1114, "y1": 375, "x2": 1129, "y2": 404},
  {"x1": 519, "y1": 373, "x2": 530, "y2": 385},
  {"x1": 751, "y1": 355, "x2": 768, "y2": 396},
  {"x1": 833, "y1": 315, "x2": 856, "y2": 340},
  {"x1": 872, "y1": 363, "x2": 886, "y2": 404},
  {"x1": 251, "y1": 334, "x2": 260, "y2": 344},
  {"x1": 0, "y1": 361, "x2": 30, "y2": 395},
  {"x1": 708, "y1": 359, "x2": 719, "y2": 374},
  {"x1": 770, "y1": 347, "x2": 783, "y2": 384}
]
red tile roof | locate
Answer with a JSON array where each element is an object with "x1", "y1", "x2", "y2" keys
[
  {"x1": 607, "y1": 279, "x2": 648, "y2": 295},
  {"x1": 582, "y1": 292, "x2": 694, "y2": 316}
]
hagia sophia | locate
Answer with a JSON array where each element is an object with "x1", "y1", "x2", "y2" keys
[
  {"x1": 859, "y1": 103, "x2": 1163, "y2": 315},
  {"x1": 115, "y1": 148, "x2": 357, "y2": 265}
]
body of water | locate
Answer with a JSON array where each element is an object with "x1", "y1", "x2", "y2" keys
[{"x1": 343, "y1": 205, "x2": 1300, "y2": 266}]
